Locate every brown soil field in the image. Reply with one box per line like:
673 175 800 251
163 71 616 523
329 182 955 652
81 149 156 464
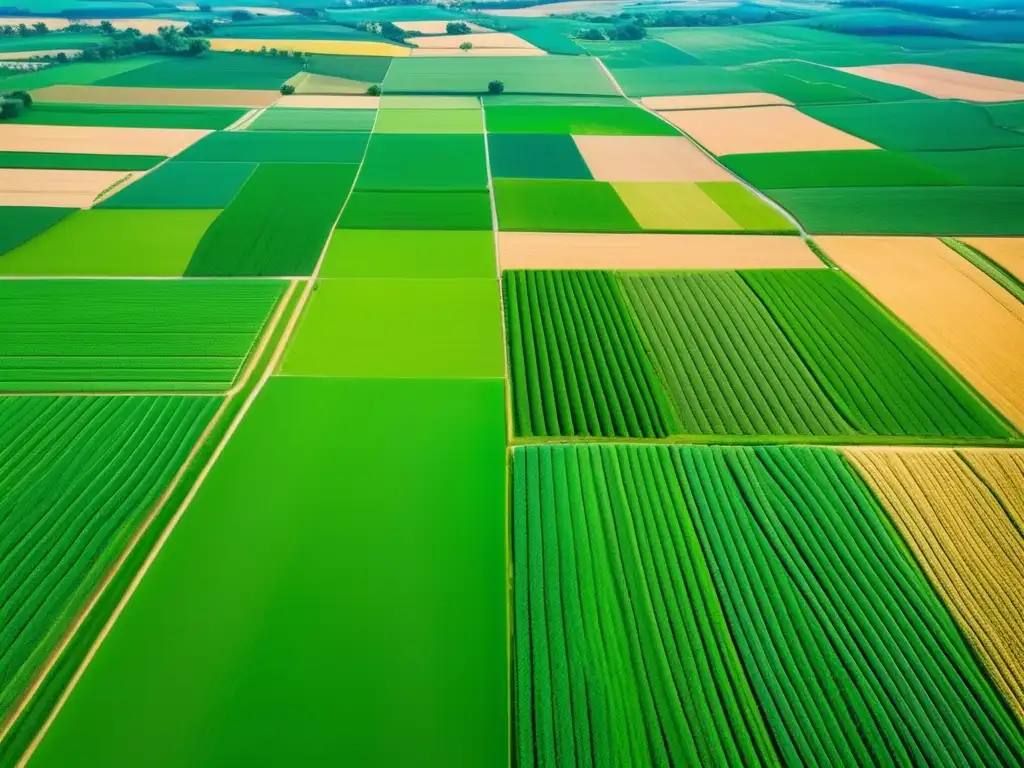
497 232 824 270
487 0 626 16
31 84 280 108
840 63 1024 103
963 238 1024 283
845 447 1024 723
0 168 138 208
0 49 82 60
642 92 792 110
394 20 488 33
819 235 1024 429
0 16 69 29
409 47 546 57
276 94 379 109
573 135 733 182
661 105 877 155
0 124 211 156
411 32 537 49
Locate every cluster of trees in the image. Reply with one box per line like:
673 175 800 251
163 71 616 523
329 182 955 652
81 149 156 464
75 23 210 61
446 21 471 34
572 6 804 33
0 90 32 120
0 22 50 37
576 23 644 41
352 19 409 43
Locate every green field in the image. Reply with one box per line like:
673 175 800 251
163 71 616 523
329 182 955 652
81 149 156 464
99 162 256 209
95 52 301 90
373 108 482 134
280 278 504 377
495 180 640 232
0 207 72 257
320 229 495 278
9 103 247 130
0 57 160 91
803 101 1024 151
723 150 962 189
909 148 1024 187
382 56 617 95
186 163 356 276
504 270 675 438
356 134 487 191
338 191 493 230
487 133 592 179
612 64 752 97
0 280 283 392
484 105 677 135
513 443 778 767
247 108 377 132
620 272 852 436
26 376 508 767
0 209 219 277
306 52 392 83
0 153 163 172
175 131 369 163
700 183 795 230
743 270 1011 437
0 395 217 720
770 186 1024 235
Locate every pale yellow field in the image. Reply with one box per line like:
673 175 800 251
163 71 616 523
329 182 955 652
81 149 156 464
643 92 792 110
411 32 536 50
573 135 733 182
276 93 379 109
819 235 1024 429
661 105 876 155
0 16 70 29
845 447 1024 722
394 20 488 33
284 72 369 96
31 84 279 108
209 38 409 57
0 48 81 60
0 16 185 32
840 63 1024 103
487 0 626 16
0 124 211 156
0 169 139 208
409 47 545 57
497 232 824 270
963 238 1024 283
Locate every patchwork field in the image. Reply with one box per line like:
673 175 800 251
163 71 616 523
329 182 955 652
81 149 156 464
0 280 282 391
4 11 1024 768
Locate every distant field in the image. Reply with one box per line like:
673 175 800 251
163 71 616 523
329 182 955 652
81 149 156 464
8 103 247 130
175 131 369 163
0 279 283 391
95 52 301 90
209 38 408 57
382 55 617 95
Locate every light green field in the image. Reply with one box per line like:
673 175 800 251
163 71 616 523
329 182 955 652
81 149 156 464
280 278 505 378
373 108 483 134
27 376 509 768
612 182 741 231
320 230 496 278
0 210 220 277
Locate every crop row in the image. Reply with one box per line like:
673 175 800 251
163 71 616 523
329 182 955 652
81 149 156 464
0 394 218 720
513 444 1024 766
503 269 1010 439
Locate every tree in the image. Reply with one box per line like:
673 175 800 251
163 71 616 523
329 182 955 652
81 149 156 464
6 90 32 108
0 99 22 119
99 20 115 35
366 84 382 96
488 79 504 94
186 38 210 55
446 21 470 34
198 3 212 11
33 22 48 35
16 23 29 37
231 10 254 21
280 83 296 95
459 41 472 51
55 51 68 63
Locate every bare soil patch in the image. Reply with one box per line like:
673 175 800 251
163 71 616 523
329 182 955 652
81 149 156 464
498 232 824 270
574 135 733 182
409 47 546 57
661 105 876 156
840 63 1024 103
0 168 140 207
411 32 537 49
276 94 379 109
0 124 210 156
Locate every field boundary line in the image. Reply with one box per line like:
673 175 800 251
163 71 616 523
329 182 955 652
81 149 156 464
592 57 812 244
15 114 382 765
479 96 515 768
226 107 264 131
0 280 297 754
